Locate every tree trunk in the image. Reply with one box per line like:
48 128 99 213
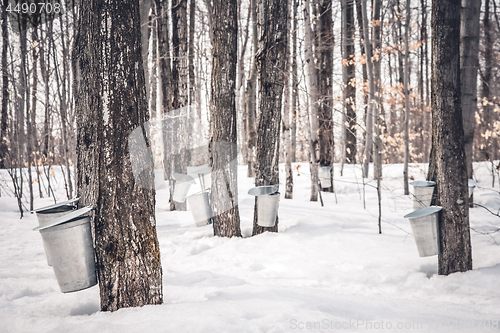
0 3 8 169
318 0 334 192
170 0 189 211
303 0 319 201
210 0 242 238
252 0 287 235
342 0 356 165
355 0 368 161
372 0 383 182
361 0 375 179
245 0 258 178
403 0 411 195
480 0 492 164
283 0 293 200
460 0 481 207
431 0 472 276
74 0 163 311
291 0 298 163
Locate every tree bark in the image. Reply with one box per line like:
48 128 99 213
303 0 319 201
460 0 481 206
403 0 411 195
0 3 8 169
252 0 287 235
74 0 163 311
431 0 472 275
361 0 375 179
244 0 258 177
342 0 356 165
317 0 334 192
210 0 242 238
283 0 293 200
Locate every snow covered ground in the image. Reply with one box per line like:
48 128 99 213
0 162 499 332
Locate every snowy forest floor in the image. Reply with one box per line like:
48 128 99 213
1 162 499 333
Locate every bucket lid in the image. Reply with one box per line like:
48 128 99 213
33 206 93 231
468 179 476 188
248 185 278 196
187 164 211 175
172 172 196 184
404 206 442 219
410 180 436 187
32 197 80 213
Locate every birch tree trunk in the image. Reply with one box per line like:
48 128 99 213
245 0 258 177
303 0 319 201
210 0 241 238
252 0 287 235
431 0 472 276
74 0 163 311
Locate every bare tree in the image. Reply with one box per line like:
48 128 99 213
303 0 320 201
431 0 472 276
342 0 356 165
252 0 287 234
74 0 163 311
210 0 242 238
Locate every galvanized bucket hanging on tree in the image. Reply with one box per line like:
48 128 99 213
404 206 442 257
410 181 436 210
34 198 80 266
172 173 196 203
249 185 280 227
318 166 332 188
33 207 97 293
187 191 213 227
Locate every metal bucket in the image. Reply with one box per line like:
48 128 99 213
154 169 166 190
410 181 436 210
187 164 212 192
319 166 332 188
187 192 212 227
257 192 280 227
248 186 280 227
172 173 196 203
34 207 97 293
404 206 442 257
35 201 78 266
468 179 475 198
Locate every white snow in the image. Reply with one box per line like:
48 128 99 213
1 162 499 332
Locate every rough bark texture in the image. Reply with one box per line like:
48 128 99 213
210 0 242 238
460 0 480 185
431 0 473 275
317 0 334 192
74 0 163 311
343 0 356 165
252 0 287 235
